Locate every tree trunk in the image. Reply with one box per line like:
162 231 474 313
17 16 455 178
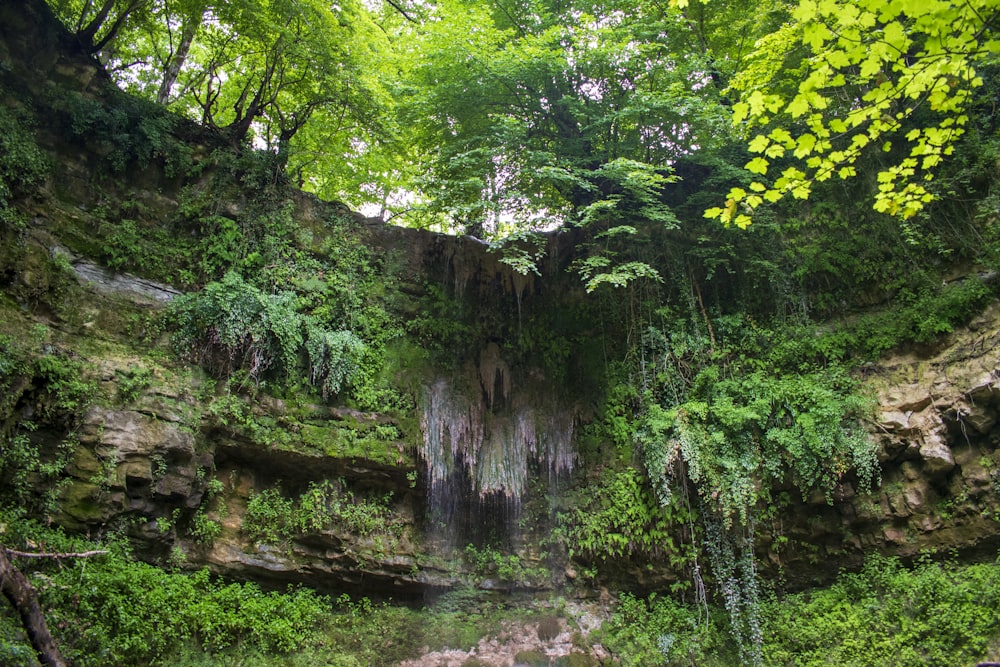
0 549 67 667
156 14 199 105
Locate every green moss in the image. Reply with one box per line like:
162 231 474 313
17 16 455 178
553 655 599 667
57 481 109 523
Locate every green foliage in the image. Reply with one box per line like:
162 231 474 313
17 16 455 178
58 89 190 175
4 507 997 666
0 509 329 666
702 519 763 666
557 467 693 562
243 480 398 546
710 0 1000 226
243 487 297 545
597 591 734 666
305 326 366 400
115 366 153 404
772 277 996 364
160 193 401 410
634 310 884 527
762 554 1000 666
461 544 547 584
169 271 364 396
388 0 735 244
0 93 50 227
598 553 1000 666
512 650 549 667
189 475 226 545
0 330 96 508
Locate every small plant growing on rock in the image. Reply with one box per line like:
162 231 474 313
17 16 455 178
116 366 153 403
460 658 489 667
513 650 549 667
537 615 562 641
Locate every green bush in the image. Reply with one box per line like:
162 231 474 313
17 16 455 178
60 89 189 175
243 488 298 544
169 272 363 397
243 481 398 546
763 554 1000 666
597 592 733 667
0 510 328 666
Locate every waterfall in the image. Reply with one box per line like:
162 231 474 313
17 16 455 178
419 365 576 546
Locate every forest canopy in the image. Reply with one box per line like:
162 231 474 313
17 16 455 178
47 0 998 241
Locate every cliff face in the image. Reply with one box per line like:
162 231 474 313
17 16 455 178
757 304 1000 587
1 0 998 601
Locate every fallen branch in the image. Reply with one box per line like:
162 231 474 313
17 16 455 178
3 548 108 559
0 548 67 667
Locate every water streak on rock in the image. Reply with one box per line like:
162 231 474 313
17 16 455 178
421 380 575 499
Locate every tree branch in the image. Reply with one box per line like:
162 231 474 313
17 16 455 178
3 548 109 559
0 548 67 667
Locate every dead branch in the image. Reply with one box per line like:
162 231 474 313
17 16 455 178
3 548 109 559
0 548 67 667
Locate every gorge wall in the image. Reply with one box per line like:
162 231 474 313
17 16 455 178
0 0 998 604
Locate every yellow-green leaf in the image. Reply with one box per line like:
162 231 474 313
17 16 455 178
748 134 770 153
746 157 769 174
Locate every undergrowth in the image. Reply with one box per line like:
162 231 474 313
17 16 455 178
4 507 996 667
597 553 1000 667
0 510 527 667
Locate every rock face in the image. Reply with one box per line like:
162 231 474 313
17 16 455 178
755 303 1000 587
2 0 999 603
37 244 1000 595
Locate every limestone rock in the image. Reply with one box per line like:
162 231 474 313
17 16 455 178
918 430 955 476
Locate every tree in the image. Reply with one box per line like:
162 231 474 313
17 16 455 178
50 0 152 55
703 0 1000 227
379 0 785 285
49 0 389 156
0 547 66 667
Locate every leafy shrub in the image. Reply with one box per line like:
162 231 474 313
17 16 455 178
116 366 153 403
0 510 328 666
596 592 734 666
243 481 397 545
243 488 298 544
462 544 544 583
763 554 1000 666
169 272 363 398
60 89 190 175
